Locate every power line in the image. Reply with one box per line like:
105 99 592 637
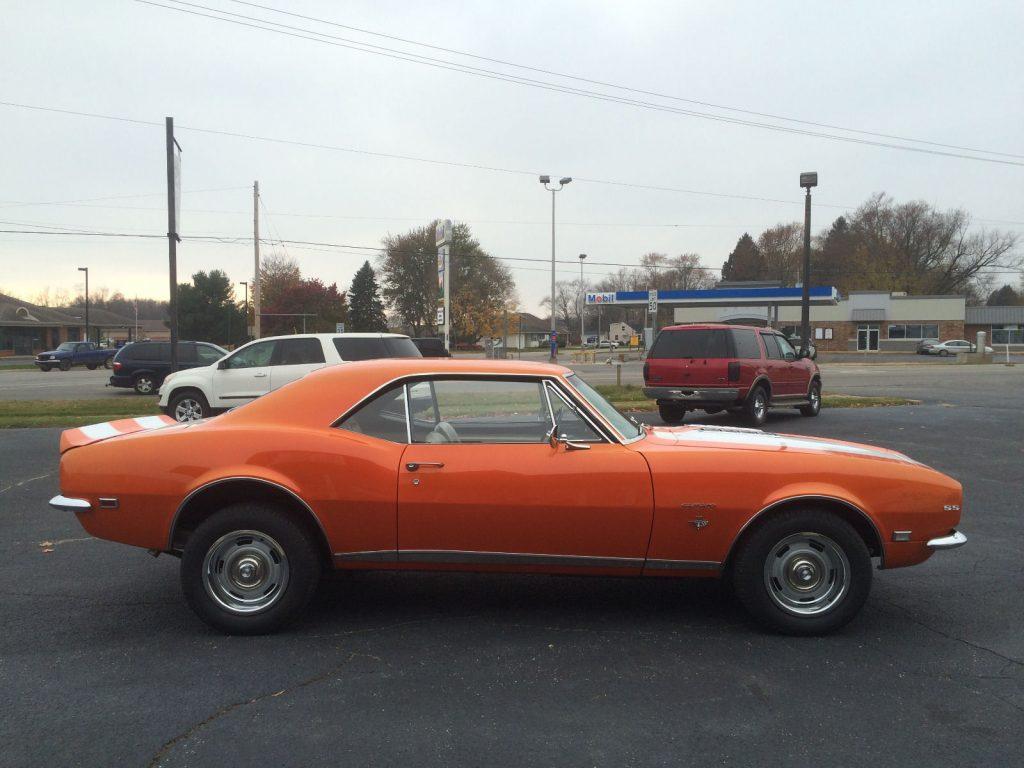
0 185 249 210
224 0 1023 161
137 0 1024 167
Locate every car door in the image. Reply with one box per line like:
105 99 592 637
758 332 787 395
212 339 276 407
270 337 327 391
773 334 805 395
396 376 654 569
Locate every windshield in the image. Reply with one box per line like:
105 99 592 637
56 342 77 351
565 373 643 440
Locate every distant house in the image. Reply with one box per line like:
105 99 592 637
0 293 136 355
483 312 569 349
605 321 636 344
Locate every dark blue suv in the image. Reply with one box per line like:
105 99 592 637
110 340 227 394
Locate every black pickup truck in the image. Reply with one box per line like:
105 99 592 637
35 342 116 372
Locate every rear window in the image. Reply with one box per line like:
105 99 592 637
120 342 169 362
333 337 422 361
275 337 326 365
648 329 731 359
730 329 761 359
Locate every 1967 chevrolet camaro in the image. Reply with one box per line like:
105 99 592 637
50 358 966 635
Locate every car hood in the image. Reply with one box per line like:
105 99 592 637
37 349 64 356
641 424 921 465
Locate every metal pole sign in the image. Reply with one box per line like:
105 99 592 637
648 289 658 314
435 219 452 351
165 117 182 373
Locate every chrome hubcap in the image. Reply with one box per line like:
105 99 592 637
174 398 204 422
203 530 289 615
764 532 849 616
754 394 767 418
137 378 153 393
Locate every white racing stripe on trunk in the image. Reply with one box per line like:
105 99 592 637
670 428 914 462
79 422 120 440
134 416 168 429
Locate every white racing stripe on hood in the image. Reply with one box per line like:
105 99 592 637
661 427 916 463
79 422 120 440
134 416 169 429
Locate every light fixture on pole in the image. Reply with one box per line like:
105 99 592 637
578 253 587 346
540 175 572 361
77 267 89 342
799 171 818 356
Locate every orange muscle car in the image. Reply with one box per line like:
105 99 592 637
50 359 966 635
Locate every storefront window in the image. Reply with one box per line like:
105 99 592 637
992 325 1023 344
888 323 939 339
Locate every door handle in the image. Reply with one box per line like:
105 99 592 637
254 373 268 378
406 462 444 471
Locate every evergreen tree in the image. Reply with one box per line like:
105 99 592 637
721 233 764 282
348 261 389 332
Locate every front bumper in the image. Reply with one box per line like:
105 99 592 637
643 386 740 404
926 530 967 550
49 495 91 512
34 358 60 367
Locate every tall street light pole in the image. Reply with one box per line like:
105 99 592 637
799 172 818 356
578 253 587 346
539 175 572 361
77 266 89 342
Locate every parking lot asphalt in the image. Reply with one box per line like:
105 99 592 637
2 397 1022 766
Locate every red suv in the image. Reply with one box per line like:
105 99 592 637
643 324 821 426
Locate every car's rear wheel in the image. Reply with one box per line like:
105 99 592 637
800 380 822 417
103 357 113 369
181 503 321 634
86 363 97 370
170 390 210 422
658 404 686 424
59 359 71 371
133 374 156 395
743 385 769 427
940 349 950 357
732 509 872 635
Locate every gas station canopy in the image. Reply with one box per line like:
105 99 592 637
586 286 838 307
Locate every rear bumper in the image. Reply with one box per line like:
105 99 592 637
108 374 134 388
926 530 967 550
643 386 740 405
49 495 91 512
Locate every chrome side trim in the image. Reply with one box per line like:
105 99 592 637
892 530 912 542
926 530 967 550
398 550 644 568
49 495 91 512
643 559 721 571
334 550 398 562
167 476 329 551
728 494 885 567
98 497 119 510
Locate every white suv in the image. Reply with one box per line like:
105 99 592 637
158 333 420 422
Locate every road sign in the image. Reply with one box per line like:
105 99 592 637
335 322 345 333
436 307 445 325
648 289 658 313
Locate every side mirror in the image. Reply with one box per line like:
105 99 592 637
547 424 591 451
784 352 796 362
217 360 228 370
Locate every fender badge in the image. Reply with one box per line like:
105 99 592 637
690 516 710 530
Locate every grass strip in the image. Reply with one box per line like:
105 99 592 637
0 399 161 428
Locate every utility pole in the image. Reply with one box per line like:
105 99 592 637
240 281 249 341
165 117 181 371
578 253 587 346
253 181 261 339
799 172 818 355
77 266 89 342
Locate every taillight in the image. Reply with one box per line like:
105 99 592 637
113 361 122 372
727 361 740 382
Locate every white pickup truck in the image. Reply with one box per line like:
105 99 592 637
157 333 420 422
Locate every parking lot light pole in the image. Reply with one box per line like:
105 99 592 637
578 253 587 346
799 171 818 356
77 266 89 342
540 175 572 361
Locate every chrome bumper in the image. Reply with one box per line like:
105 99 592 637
49 495 91 512
926 530 967 550
643 386 740 403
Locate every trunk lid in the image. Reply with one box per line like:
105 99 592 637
644 328 735 387
59 414 179 453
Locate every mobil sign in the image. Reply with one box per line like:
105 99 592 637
586 292 616 305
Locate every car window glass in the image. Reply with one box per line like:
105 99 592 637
225 340 276 369
730 329 761 359
648 329 730 358
337 385 408 443
178 343 197 364
333 337 421 361
761 334 782 360
409 379 551 444
197 344 225 364
546 384 602 442
275 338 326 365
775 336 797 358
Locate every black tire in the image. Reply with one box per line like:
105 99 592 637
133 373 156 395
86 364 97 370
799 380 822 417
658 404 686 424
39 365 52 372
59 359 71 371
939 349 950 357
104 357 113 369
169 389 211 422
732 508 872 635
181 503 322 635
743 385 769 427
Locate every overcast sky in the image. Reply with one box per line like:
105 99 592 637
2 0 1021 314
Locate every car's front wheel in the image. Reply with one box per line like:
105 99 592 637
181 503 322 634
732 509 872 635
169 390 211 422
800 380 822 417
39 365 52 372
658 404 686 424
